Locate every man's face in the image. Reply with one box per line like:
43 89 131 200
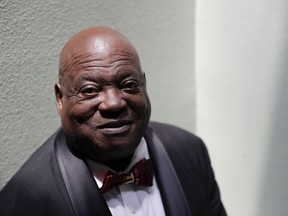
56 37 151 163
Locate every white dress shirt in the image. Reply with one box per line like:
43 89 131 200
87 138 166 216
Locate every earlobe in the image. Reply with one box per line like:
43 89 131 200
55 83 63 115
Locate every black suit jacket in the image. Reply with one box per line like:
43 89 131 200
0 122 226 216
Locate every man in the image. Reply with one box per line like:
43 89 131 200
0 27 226 216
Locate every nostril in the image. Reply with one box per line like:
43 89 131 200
98 98 127 112
100 108 126 119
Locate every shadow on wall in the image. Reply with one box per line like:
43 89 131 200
258 25 288 215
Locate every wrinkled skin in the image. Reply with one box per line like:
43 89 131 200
55 27 151 170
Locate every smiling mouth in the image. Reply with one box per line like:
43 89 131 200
97 120 133 134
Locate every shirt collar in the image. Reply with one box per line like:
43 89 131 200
86 137 150 188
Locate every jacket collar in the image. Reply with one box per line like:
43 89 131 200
55 129 112 216
144 126 192 216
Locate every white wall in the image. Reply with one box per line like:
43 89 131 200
195 1 288 215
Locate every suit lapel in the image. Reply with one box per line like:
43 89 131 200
54 127 193 216
55 130 111 216
145 127 192 216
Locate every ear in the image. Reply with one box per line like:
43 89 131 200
141 71 147 87
55 83 63 116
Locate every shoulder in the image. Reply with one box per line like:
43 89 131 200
10 129 60 180
149 121 198 136
148 121 204 148
149 122 207 157
0 130 59 190
0 129 70 214
148 122 227 215
147 121 210 168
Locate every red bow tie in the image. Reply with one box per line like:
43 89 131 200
101 158 154 193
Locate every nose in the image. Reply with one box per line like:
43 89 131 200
98 88 127 113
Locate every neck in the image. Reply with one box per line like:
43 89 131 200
103 155 133 172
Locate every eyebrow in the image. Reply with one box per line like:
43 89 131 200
80 74 97 81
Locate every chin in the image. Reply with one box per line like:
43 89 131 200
90 139 140 162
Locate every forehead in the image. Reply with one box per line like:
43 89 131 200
60 35 141 78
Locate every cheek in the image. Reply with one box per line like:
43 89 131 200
128 94 151 119
62 101 98 125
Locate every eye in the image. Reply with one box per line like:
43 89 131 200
122 80 141 92
78 85 100 97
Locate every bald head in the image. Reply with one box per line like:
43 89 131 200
55 27 150 166
58 27 141 83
